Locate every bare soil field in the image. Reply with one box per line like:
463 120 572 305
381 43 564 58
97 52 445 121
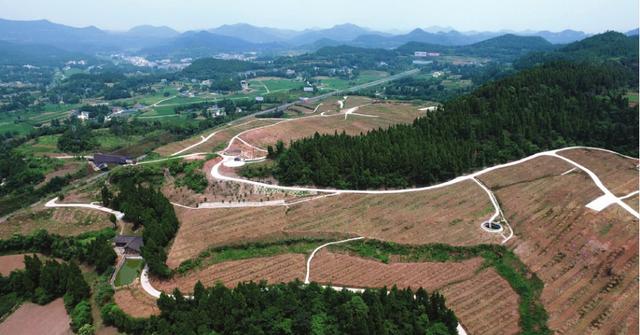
167 206 288 268
239 103 424 148
284 179 503 246
0 254 27 275
0 298 72 335
153 119 278 156
310 250 483 290
40 161 84 185
440 268 520 335
167 179 503 268
113 282 160 317
623 193 639 212
558 148 639 196
153 254 306 293
478 155 573 190
343 96 374 109
479 154 639 334
1 207 113 239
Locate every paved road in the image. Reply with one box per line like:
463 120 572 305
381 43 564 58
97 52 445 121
44 197 124 220
211 146 640 220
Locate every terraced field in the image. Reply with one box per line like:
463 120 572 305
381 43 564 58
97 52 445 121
153 254 306 293
479 151 639 335
166 178 502 268
239 102 424 148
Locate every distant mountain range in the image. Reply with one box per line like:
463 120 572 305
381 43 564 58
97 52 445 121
0 18 635 60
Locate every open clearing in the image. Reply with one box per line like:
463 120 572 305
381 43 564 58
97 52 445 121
166 179 502 268
0 207 113 239
0 298 72 335
557 148 639 196
239 102 424 148
153 254 306 293
478 151 639 335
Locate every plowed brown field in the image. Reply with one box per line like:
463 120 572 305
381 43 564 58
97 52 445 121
153 254 306 293
167 179 502 268
239 103 424 148
114 282 160 318
284 179 502 246
167 206 288 268
479 152 639 335
558 148 639 196
0 298 72 335
310 250 483 290
1 207 113 239
440 268 520 335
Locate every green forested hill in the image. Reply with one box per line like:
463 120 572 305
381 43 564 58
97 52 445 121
271 61 638 189
516 31 639 70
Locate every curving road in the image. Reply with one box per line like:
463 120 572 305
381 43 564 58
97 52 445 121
211 146 640 220
45 197 124 220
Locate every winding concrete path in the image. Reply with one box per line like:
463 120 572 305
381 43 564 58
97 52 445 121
211 146 640 220
45 197 124 220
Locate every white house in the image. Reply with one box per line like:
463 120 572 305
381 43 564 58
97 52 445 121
303 86 314 92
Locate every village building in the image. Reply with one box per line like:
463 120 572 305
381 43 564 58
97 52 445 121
114 235 143 255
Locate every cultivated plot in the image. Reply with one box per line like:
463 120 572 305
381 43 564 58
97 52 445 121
479 152 639 334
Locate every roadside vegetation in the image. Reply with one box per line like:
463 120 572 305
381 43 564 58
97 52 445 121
176 239 325 274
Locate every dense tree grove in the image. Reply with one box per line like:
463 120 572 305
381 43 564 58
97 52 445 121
273 62 638 189
107 176 179 278
0 229 116 265
101 280 458 335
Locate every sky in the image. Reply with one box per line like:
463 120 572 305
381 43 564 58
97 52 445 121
0 0 637 33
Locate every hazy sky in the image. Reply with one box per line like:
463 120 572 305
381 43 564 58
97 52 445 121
0 0 637 33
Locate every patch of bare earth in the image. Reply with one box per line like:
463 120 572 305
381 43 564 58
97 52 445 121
479 153 639 335
440 268 520 335
0 254 27 275
284 179 503 246
167 178 503 268
558 148 639 196
1 207 113 239
310 250 483 290
152 254 306 293
167 206 288 268
623 193 639 212
113 281 160 318
0 298 72 335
